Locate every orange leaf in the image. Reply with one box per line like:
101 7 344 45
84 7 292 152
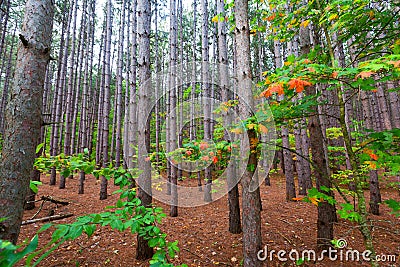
292 197 304 201
269 82 284 96
356 71 374 79
212 156 218 164
258 124 269 134
332 71 338 78
288 78 312 93
369 153 378 161
266 13 276 21
200 142 209 150
388 60 400 68
303 59 311 64
368 161 377 170
309 197 320 206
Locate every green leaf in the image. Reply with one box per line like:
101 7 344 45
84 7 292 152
83 224 96 237
36 143 44 154
384 199 400 217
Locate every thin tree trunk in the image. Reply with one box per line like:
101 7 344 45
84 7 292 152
217 0 241 234
100 0 113 200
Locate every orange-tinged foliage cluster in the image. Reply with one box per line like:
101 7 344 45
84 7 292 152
260 78 312 98
260 82 284 98
288 78 312 93
355 71 374 79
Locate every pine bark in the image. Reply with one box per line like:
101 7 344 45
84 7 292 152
135 0 153 260
0 0 54 243
299 23 336 251
218 0 241 234
100 0 113 200
235 0 262 265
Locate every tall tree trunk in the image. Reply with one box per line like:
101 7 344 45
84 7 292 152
202 0 212 202
299 22 336 251
50 0 72 186
235 0 262 265
169 0 178 217
115 0 127 168
0 0 54 243
100 0 113 200
217 0 241 234
135 0 153 260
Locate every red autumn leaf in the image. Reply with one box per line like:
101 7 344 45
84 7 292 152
199 142 209 150
212 156 218 164
369 153 378 161
186 150 192 156
288 78 312 93
266 13 276 21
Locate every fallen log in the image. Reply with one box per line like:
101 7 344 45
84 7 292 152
21 213 74 225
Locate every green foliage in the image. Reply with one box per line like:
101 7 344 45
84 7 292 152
0 150 186 267
0 235 39 267
337 203 361 222
29 181 42 194
384 199 400 217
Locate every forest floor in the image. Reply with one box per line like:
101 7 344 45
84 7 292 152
18 173 400 267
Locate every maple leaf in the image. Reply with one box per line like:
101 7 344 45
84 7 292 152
258 124 269 134
288 78 312 93
250 137 259 148
309 197 320 206
247 123 256 130
212 156 218 164
266 13 276 21
231 128 244 134
300 20 310 28
332 71 338 78
199 142 209 150
369 153 378 161
366 161 377 170
211 15 219 23
268 82 284 96
355 71 374 79
388 60 400 68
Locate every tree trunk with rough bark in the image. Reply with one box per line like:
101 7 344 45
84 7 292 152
135 0 153 260
0 0 54 243
235 0 262 265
